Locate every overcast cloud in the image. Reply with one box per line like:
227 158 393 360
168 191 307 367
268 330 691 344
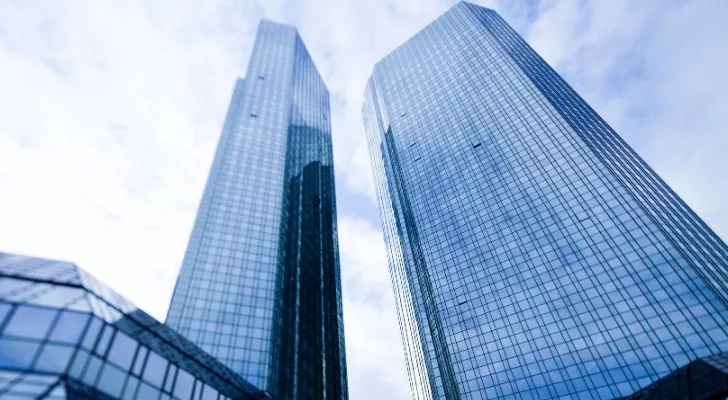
1 0 727 398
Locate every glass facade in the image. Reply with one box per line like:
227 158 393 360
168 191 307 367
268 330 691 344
165 20 347 399
362 3 728 399
0 252 267 400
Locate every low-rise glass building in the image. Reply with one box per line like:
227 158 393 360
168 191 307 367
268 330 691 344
0 252 270 400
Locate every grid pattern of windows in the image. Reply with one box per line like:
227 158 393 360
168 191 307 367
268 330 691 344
362 3 728 399
166 20 347 399
0 252 265 400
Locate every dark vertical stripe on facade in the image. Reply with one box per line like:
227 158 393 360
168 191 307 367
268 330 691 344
274 125 347 399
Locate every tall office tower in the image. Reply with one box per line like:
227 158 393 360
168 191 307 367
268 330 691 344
362 2 728 399
166 20 347 399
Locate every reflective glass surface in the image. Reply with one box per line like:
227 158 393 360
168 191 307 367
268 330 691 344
165 20 347 399
363 3 728 399
0 252 266 399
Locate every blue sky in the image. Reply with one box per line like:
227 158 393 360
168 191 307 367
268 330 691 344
1 0 727 398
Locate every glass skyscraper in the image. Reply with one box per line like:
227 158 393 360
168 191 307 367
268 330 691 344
166 20 347 399
362 2 728 399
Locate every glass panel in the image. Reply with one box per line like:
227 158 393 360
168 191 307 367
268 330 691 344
49 310 90 344
97 363 127 398
34 343 75 373
28 285 87 310
81 317 102 350
2 305 57 339
47 383 67 399
5 378 51 395
201 384 218 400
67 350 89 379
107 330 137 369
143 350 168 388
0 338 40 369
0 302 12 327
164 364 177 393
122 375 140 400
173 368 194 400
192 380 202 399
81 355 103 387
137 381 161 399
95 325 113 356
132 346 148 376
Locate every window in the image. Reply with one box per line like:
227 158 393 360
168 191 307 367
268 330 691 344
68 350 90 379
132 346 148 376
0 338 40 369
164 364 177 393
49 310 90 344
81 317 103 350
95 326 113 356
82 355 103 387
200 384 219 400
35 343 75 373
137 382 160 399
123 376 140 400
143 351 168 388
107 331 137 369
0 302 11 326
3 305 57 340
97 363 127 398
173 369 194 400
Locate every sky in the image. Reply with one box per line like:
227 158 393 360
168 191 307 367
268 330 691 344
1 0 727 398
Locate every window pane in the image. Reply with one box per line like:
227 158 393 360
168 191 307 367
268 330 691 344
192 380 202 399
34 343 75 373
143 350 168 388
0 302 12 326
0 338 40 369
81 317 103 350
82 355 103 387
49 310 90 344
173 368 194 400
201 384 218 400
122 375 140 400
68 350 89 379
5 378 50 395
132 346 148 376
3 305 57 339
95 325 113 356
137 382 160 399
164 364 177 393
97 363 127 398
107 331 137 370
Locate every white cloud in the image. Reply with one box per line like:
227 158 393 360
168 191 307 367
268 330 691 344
0 0 256 319
520 0 728 238
1 1 727 399
338 217 409 399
